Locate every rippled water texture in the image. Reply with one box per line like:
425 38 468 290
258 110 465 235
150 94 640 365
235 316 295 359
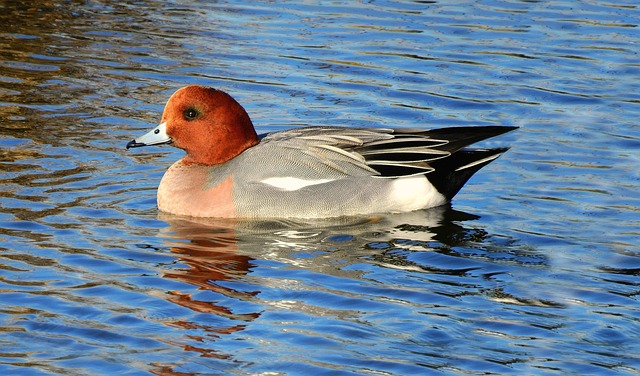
1 1 639 375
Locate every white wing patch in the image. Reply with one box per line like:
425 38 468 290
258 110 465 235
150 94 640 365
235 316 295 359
261 177 335 191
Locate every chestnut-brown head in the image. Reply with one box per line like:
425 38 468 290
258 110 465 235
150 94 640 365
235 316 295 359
127 85 259 165
163 86 259 165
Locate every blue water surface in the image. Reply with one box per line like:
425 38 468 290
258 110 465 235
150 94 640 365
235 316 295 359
1 1 639 375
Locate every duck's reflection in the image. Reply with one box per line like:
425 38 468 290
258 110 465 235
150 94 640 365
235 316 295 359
159 217 260 328
155 206 483 309
151 206 493 373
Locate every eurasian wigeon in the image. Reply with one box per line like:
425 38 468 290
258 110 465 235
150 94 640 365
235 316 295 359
127 85 516 218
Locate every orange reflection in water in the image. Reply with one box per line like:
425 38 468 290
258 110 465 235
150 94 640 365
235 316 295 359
153 218 261 371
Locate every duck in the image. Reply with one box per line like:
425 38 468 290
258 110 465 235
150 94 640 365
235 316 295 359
126 85 516 218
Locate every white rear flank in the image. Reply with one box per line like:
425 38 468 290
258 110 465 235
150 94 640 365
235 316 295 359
387 175 446 212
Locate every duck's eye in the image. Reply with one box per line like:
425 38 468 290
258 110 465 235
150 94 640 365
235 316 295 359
183 107 199 121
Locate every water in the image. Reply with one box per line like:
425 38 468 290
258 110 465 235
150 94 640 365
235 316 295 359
1 0 639 375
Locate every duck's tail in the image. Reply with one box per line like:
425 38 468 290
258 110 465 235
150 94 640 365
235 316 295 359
358 125 517 200
426 147 510 201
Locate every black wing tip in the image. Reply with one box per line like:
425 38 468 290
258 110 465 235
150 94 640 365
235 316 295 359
426 125 519 137
489 125 519 135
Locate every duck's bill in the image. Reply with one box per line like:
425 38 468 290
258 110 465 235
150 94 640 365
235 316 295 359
126 122 172 149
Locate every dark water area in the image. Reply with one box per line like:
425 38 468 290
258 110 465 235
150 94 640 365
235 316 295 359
1 1 639 375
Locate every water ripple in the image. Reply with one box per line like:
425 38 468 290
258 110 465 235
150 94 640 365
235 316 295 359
1 0 639 375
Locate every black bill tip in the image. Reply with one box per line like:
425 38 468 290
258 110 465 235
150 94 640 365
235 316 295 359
126 139 145 149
